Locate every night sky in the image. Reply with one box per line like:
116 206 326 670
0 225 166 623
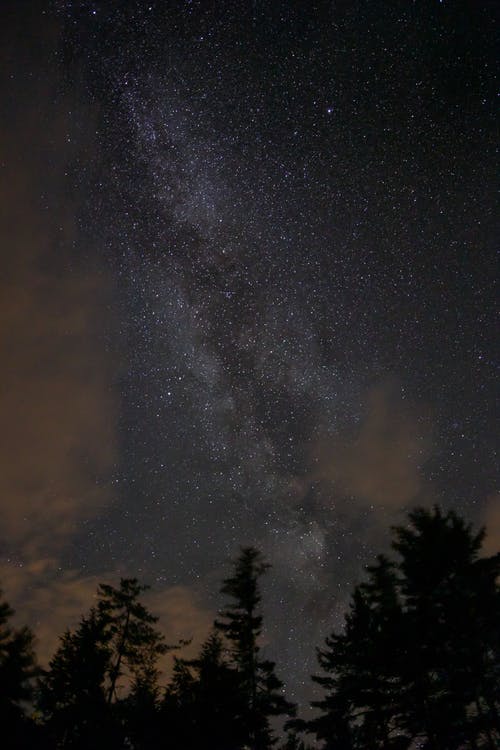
1 0 498 713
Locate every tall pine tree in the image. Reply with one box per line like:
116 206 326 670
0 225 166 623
308 507 499 749
215 547 295 749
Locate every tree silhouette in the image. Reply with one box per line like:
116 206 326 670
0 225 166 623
215 546 296 749
306 563 409 750
279 729 314 750
308 507 500 749
161 549 295 749
162 630 246 749
39 577 170 749
161 653 198 747
2 509 497 748
38 607 116 749
0 587 38 748
392 507 499 748
119 674 162 750
97 578 169 704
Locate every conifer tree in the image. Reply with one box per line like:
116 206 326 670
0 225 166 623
97 578 169 704
38 607 115 749
39 577 170 749
0 588 38 747
309 507 499 749
162 630 245 749
162 654 198 748
215 546 295 749
392 507 499 748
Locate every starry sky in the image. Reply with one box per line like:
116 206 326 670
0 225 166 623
0 0 498 713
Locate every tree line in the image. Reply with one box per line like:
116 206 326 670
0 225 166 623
1 506 499 749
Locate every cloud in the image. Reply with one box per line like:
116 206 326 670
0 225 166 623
1 559 213 681
313 381 431 512
0 562 101 664
146 585 214 673
0 270 117 557
0 20 117 561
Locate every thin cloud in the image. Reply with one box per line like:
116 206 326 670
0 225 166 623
313 382 431 512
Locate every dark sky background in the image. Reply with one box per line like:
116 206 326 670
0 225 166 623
0 0 498 714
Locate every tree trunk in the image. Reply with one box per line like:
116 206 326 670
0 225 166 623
107 607 131 704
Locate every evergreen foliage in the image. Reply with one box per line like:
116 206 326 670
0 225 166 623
37 607 113 748
0 589 38 748
162 630 246 749
215 546 296 748
0 508 497 749
37 578 169 749
308 506 500 749
97 578 169 704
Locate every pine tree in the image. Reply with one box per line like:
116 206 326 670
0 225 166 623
392 507 500 748
161 655 198 748
309 507 499 749
162 630 246 749
187 631 245 749
38 607 115 749
215 546 295 749
0 587 38 747
97 578 169 705
39 577 170 749
309 570 409 750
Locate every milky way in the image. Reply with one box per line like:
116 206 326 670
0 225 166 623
1 0 497 713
